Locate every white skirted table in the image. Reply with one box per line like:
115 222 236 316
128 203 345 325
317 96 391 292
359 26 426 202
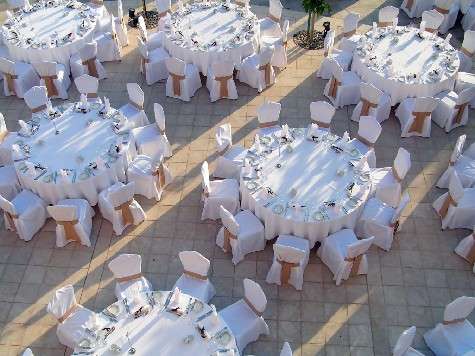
352 26 460 105
10 101 136 205
1 0 100 65
73 290 239 355
163 1 259 75
240 128 372 248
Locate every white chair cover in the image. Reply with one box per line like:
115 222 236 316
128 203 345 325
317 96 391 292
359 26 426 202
338 12 361 53
437 135 475 189
462 4 475 30
115 0 129 47
259 0 283 39
456 72 475 108
402 0 435 18
214 123 247 180
351 82 391 123
459 30 475 72
434 0 459 34
280 342 292 356
422 9 445 33
21 349 34 356
0 165 20 201
323 58 361 108
349 116 381 168
108 253 152 300
117 83 150 129
137 37 169 85
33 61 70 99
309 101 335 130
317 30 353 80
261 19 289 69
70 42 108 79
395 96 439 137
165 57 201 101
138 15 164 50
206 60 238 102
238 46 276 93
455 227 475 267
393 326 425 356
0 57 39 98
74 74 100 100
7 0 30 10
378 6 399 26
95 15 122 62
433 87 475 132
23 86 48 114
461 0 475 14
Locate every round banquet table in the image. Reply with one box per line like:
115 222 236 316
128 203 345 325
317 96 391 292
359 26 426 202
11 101 136 205
163 2 259 75
1 0 100 66
351 26 460 105
73 290 239 356
240 127 372 248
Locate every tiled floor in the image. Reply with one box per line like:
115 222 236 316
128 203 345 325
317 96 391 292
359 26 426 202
0 0 474 355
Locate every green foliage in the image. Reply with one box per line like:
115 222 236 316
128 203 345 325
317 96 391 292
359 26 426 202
302 0 331 16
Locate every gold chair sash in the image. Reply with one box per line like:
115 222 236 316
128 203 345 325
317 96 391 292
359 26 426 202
344 29 356 38
259 120 279 128
258 63 272 86
5 212 18 233
57 219 81 243
392 165 403 182
438 193 457 219
184 270 208 280
425 27 438 33
158 9 170 18
82 57 99 78
360 98 378 117
244 296 263 316
116 272 143 283
4 72 18 96
405 0 414 11
409 111 431 134
57 303 78 323
328 76 341 99
344 254 363 277
141 56 150 81
311 119 330 128
435 6 449 14
377 21 392 27
90 0 103 5
223 227 237 253
170 72 186 96
130 100 143 111
461 47 474 57
215 75 232 98
114 199 134 226
268 14 280 23
443 317 465 325
31 104 47 113
152 164 166 190
389 220 399 234
453 103 468 125
277 259 299 285
87 92 98 99
0 130 9 144
42 75 58 97
356 134 374 148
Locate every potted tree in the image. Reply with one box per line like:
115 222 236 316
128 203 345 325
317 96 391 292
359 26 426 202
295 0 331 49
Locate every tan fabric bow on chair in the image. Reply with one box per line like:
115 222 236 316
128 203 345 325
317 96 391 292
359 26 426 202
311 118 330 128
377 21 392 27
57 219 81 243
184 269 207 280
141 56 150 81
277 259 299 285
453 103 468 125
170 72 185 96
328 76 341 99
152 164 166 190
344 29 356 37
4 72 17 96
357 134 374 148
244 296 263 316
57 303 79 323
461 47 474 58
114 200 134 225
405 0 414 11
4 211 18 234
360 98 378 117
82 57 99 78
259 63 272 86
42 74 59 97
435 6 449 14
408 111 431 134
438 193 457 219
116 272 143 283
344 254 363 277
223 227 237 253
215 75 232 98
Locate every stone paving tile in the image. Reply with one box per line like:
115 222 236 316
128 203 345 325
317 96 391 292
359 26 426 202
0 0 474 355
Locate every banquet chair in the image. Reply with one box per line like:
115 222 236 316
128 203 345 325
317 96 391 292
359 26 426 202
126 154 172 201
317 30 352 80
422 9 445 33
323 58 361 108
395 96 439 138
206 60 238 102
95 15 122 62
433 171 475 230
0 165 19 201
0 37 9 61
47 199 94 248
6 0 30 11
119 83 150 128
458 30 475 72
424 296 475 355
434 0 459 34
131 103 172 160
351 82 391 123
309 101 335 130
461 0 475 14
21 349 33 356
115 0 129 47
378 6 399 27
165 57 201 102
23 86 48 115
0 189 46 242
32 61 70 99
280 342 292 356
238 46 276 93
348 116 382 168
317 229 375 285
219 278 270 351
98 182 146 235
338 12 361 53
257 100 281 135
214 123 247 180
433 87 475 132
437 135 475 189
70 42 108 79
393 326 425 356
108 253 152 300
455 227 475 268
266 235 310 290
217 206 265 265
260 19 290 70
74 74 101 102
259 0 284 39
155 0 171 30
173 250 216 303
462 3 475 30
137 37 169 86
356 192 410 251
138 15 164 51
455 72 475 107
402 0 434 18
0 57 39 98
0 113 17 166
47 285 97 350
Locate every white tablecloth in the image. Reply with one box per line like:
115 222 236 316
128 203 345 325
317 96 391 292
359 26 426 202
163 2 259 75
73 291 239 356
12 102 136 205
240 128 372 248
2 1 100 65
352 26 460 105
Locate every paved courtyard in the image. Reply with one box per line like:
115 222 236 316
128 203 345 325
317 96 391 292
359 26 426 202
0 0 474 355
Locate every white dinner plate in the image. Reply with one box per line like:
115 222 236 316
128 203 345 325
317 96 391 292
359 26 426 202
312 211 324 221
272 204 284 214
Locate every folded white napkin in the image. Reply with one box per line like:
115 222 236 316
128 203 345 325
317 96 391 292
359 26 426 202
167 287 182 310
419 21 426 32
281 124 289 138
80 93 88 109
355 155 367 170
254 134 262 154
58 169 69 183
18 120 30 136
104 97 111 113
445 33 452 43
241 165 255 179
197 304 220 334
306 123 319 140
24 161 36 176
11 144 23 160
342 131 349 142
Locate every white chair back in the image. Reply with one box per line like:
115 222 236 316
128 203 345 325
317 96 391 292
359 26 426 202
24 86 48 110
378 6 399 24
154 103 166 131
22 348 34 356
310 101 335 125
211 60 234 78
0 57 15 75
269 0 283 21
347 236 374 259
280 342 292 356
243 278 267 314
393 147 411 181
443 296 475 323
357 116 382 145
450 135 466 164
391 192 411 225
360 82 383 104
108 182 135 208
282 19 290 42
449 171 465 203
137 16 148 41
257 101 281 126
47 205 78 222
422 9 444 31
328 58 344 82
155 0 171 13
108 253 142 279
219 205 239 236
46 285 77 320
457 86 475 105
273 243 305 264
201 161 211 195
462 30 475 52
343 12 359 33
166 57 186 76
127 83 144 108
413 97 439 113
259 46 275 66
137 37 149 59
323 30 335 54
393 326 417 356
0 193 16 216
216 123 232 152
0 113 6 136
117 0 124 19
79 42 98 62
33 61 57 77
74 74 99 96
178 250 210 277
435 0 455 10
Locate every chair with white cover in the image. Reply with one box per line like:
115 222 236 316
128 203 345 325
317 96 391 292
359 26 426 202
0 57 39 98
309 101 335 131
393 326 425 356
455 72 475 107
348 116 382 168
206 60 238 102
98 182 146 235
351 82 391 123
214 123 247 180
280 342 292 356
217 206 265 265
437 135 475 189
421 9 445 33
266 235 310 290
433 171 475 229
455 227 475 269
127 154 172 201
74 74 101 102
173 251 216 303
461 0 475 14
0 113 17 166
458 30 475 72
356 192 410 251
70 42 107 79
7 0 30 11
395 96 439 137
131 103 172 160
323 58 361 108
108 253 152 300
21 349 33 356
338 12 361 53
424 296 475 355
434 0 459 34
47 285 97 349
47 199 95 248
462 4 475 30
0 190 46 242
317 229 375 285
201 161 240 220
370 147 411 208
257 101 281 134
33 61 70 99
402 0 434 18
119 83 150 129
260 19 290 70
259 0 284 39
165 57 201 101
138 15 163 50
23 86 48 115
0 164 19 201
317 30 352 80
433 87 475 133
155 0 171 30
238 46 276 93
378 6 399 27
219 278 269 351
95 15 122 62
137 37 169 86
115 0 129 47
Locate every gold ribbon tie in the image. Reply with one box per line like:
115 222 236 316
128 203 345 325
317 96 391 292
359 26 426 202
259 120 279 128
406 0 414 11
329 76 341 99
57 219 81 243
438 193 457 219
114 199 134 225
409 111 431 134
344 29 356 38
357 134 374 148
31 104 47 113
453 103 468 125
258 63 272 86
461 47 474 57
378 21 392 27
277 259 299 285
57 303 79 323
4 72 18 96
170 72 185 96
244 296 263 316
116 272 143 283
223 227 237 253
152 164 166 190
344 254 363 277
435 6 449 14
184 270 208 280
215 75 232 98
82 57 99 78
42 75 58 97
360 98 378 117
